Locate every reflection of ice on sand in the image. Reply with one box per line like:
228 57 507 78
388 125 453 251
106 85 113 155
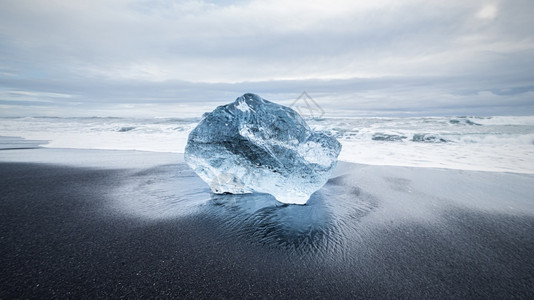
113 162 376 257
112 159 534 263
205 175 376 257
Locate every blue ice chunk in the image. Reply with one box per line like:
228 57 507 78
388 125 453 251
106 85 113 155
185 93 341 204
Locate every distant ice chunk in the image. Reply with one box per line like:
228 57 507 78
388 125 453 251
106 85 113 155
185 93 342 204
412 133 449 143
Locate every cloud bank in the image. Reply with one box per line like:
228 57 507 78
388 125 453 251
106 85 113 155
1 0 533 117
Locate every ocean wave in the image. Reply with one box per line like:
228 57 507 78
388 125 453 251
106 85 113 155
472 116 534 126
3 116 533 145
1 115 533 173
447 133 534 145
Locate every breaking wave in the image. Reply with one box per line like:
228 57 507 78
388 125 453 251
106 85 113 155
1 115 533 173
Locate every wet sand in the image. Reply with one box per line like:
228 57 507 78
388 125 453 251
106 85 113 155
1 149 533 298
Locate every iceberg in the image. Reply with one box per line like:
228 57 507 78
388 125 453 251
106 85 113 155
184 93 342 204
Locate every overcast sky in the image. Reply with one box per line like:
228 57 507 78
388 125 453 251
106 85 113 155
1 0 533 117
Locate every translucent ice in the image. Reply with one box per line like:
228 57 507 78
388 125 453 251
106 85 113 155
184 93 341 205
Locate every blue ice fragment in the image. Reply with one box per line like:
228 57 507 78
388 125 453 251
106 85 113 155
185 93 341 204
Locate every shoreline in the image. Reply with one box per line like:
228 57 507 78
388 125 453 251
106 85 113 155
1 148 533 298
1 146 533 176
2 114 533 175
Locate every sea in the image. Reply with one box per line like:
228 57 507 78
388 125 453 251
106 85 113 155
1 115 533 174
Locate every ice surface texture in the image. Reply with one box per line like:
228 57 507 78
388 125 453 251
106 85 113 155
185 93 342 204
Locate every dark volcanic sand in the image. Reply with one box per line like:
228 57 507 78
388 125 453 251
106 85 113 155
1 160 534 299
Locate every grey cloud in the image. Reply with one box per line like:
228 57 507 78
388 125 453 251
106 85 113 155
0 0 533 117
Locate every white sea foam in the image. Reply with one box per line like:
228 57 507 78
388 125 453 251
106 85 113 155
1 115 533 174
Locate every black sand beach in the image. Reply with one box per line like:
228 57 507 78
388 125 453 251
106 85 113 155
1 149 534 298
